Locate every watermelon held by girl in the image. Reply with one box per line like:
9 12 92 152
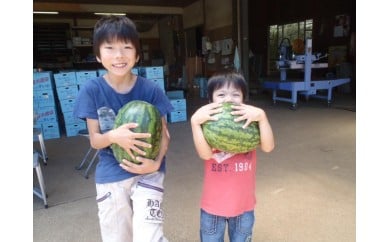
202 102 260 154
111 100 162 164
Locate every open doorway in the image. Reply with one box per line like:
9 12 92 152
183 25 204 92
184 25 203 57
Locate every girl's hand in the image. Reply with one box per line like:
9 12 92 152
191 102 223 125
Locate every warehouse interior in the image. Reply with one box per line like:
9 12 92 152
31 0 358 241
33 0 356 96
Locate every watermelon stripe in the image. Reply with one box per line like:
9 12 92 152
202 102 260 153
111 100 162 164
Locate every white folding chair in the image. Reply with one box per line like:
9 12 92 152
33 127 48 165
75 129 99 179
33 150 48 208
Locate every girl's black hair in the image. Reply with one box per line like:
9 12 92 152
93 16 141 59
207 70 248 102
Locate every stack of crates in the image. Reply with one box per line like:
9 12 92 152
97 68 139 77
166 90 187 123
54 71 85 137
33 71 61 140
97 69 107 77
139 66 187 123
76 70 97 89
139 66 165 91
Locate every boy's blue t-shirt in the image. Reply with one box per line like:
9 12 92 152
73 75 174 184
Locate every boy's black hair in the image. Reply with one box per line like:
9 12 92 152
93 15 141 59
207 70 248 102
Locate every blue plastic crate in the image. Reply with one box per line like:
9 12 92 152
65 122 87 137
139 66 163 79
166 90 184 99
41 121 61 140
63 111 85 125
169 99 186 111
33 71 53 91
152 78 165 91
56 85 79 100
54 72 77 87
59 98 76 113
167 110 187 123
35 106 58 124
76 71 97 86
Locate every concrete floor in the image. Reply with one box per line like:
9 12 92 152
33 90 356 242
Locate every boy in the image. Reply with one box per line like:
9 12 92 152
191 71 275 241
73 16 173 242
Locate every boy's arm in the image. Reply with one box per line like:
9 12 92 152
231 104 275 153
190 103 223 160
152 117 170 165
87 118 151 157
120 117 170 174
257 110 275 153
191 120 213 160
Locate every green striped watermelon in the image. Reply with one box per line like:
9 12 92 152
202 102 260 153
111 100 162 164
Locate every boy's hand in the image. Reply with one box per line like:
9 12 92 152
109 123 152 161
191 102 223 125
231 103 265 129
119 156 159 174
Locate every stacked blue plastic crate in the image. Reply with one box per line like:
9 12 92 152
33 71 61 140
166 90 187 123
139 66 184 122
138 66 165 92
76 70 98 90
97 67 139 78
139 66 187 123
54 71 86 137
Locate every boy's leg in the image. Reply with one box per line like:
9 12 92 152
96 178 137 242
227 210 254 242
131 171 168 242
200 209 226 242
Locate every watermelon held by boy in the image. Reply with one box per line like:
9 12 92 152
111 100 162 164
202 102 260 154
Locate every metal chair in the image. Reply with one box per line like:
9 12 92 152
33 127 48 165
75 129 99 179
33 151 48 208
